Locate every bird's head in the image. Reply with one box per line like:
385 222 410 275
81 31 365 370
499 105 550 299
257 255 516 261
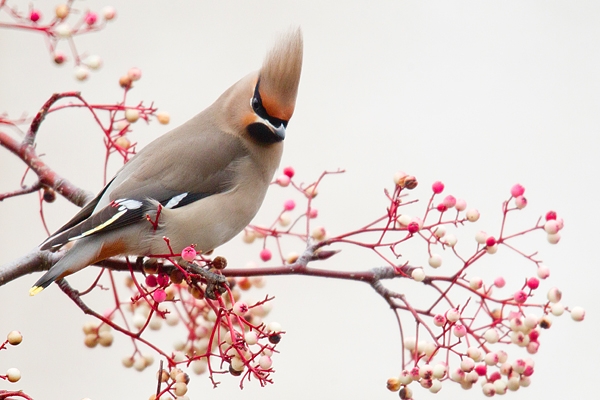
220 28 303 145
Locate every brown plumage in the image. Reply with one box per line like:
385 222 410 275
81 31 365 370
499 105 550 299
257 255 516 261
30 29 303 295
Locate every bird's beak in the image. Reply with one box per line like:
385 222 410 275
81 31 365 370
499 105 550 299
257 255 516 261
271 122 286 141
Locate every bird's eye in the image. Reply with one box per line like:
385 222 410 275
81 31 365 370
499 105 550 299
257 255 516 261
252 97 261 114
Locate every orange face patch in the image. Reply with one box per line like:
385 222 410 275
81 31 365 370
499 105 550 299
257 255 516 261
260 92 294 121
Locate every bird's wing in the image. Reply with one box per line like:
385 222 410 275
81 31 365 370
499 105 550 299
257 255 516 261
40 127 250 251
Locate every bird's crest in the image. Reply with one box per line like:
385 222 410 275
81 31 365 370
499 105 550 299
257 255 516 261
258 28 303 122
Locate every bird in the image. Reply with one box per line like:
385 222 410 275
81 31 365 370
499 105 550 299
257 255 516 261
29 29 303 295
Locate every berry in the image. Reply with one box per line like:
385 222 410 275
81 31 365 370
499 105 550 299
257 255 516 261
145 275 157 287
545 211 557 220
276 175 290 186
510 184 525 197
102 6 117 20
515 195 527 209
55 23 72 38
7 331 22 345
443 195 457 208
55 4 69 19
85 12 98 25
127 67 142 81
125 109 140 123
411 268 425 282
260 248 272 262
157 112 170 124
181 246 196 261
453 324 467 338
407 221 420 234
153 289 166 303
433 314 446 327
6 367 21 383
283 199 295 211
466 209 480 222
432 181 444 194
570 306 585 321
513 290 527 304
526 277 539 290
29 10 42 22
283 166 295 178
54 51 66 65
428 254 442 268
494 276 506 288
74 66 89 81
486 236 496 247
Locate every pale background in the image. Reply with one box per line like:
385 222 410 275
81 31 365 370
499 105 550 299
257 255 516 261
1 1 598 399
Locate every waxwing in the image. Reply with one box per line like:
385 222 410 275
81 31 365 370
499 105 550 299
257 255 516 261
30 29 303 295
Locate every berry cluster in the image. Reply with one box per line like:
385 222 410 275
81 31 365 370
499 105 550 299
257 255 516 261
0 1 116 80
71 246 283 393
0 331 24 385
241 168 584 397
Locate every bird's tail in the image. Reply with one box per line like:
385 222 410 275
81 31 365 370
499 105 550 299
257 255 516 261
30 240 100 296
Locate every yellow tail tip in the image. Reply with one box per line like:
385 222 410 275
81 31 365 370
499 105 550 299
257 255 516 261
29 286 44 296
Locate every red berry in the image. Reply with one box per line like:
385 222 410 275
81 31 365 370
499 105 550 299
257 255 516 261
529 330 540 341
545 211 557 221
436 203 447 212
145 275 157 287
156 274 169 286
486 236 496 247
30 10 41 22
474 364 487 376
283 166 295 178
407 222 420 234
489 371 501 382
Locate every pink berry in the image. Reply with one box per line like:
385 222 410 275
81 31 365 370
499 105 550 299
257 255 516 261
513 290 528 304
526 277 539 290
433 314 446 327
511 184 525 197
455 198 467 211
153 289 167 303
515 195 527 209
443 195 457 208
494 276 506 288
181 246 197 262
260 248 272 262
85 12 98 25
308 208 318 218
127 67 142 81
453 324 467 337
145 275 157 287
432 181 444 194
545 211 557 221
486 236 496 247
436 203 447 212
407 222 420 234
283 199 295 211
283 166 295 178
30 10 41 22
276 175 290 187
